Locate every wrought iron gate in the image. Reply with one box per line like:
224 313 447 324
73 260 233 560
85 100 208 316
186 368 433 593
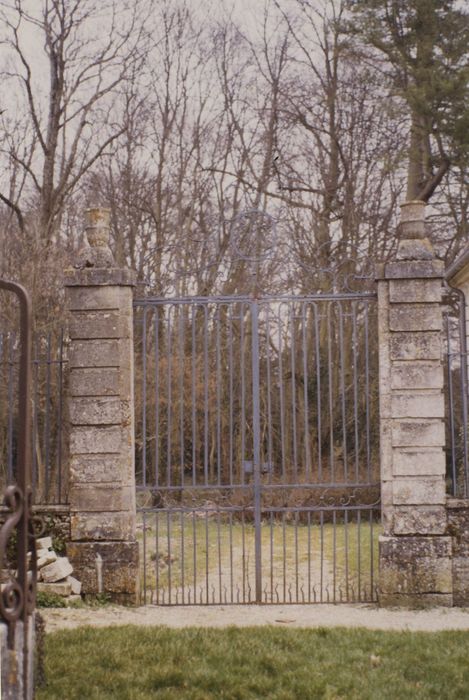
443 284 469 497
134 292 380 604
0 280 36 697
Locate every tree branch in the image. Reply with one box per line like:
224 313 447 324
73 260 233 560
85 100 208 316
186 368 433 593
0 191 24 232
417 159 451 202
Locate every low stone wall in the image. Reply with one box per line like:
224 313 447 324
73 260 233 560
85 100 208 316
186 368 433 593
379 534 453 607
66 541 139 605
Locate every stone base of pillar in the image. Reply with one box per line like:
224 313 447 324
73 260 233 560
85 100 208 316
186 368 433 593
448 499 469 606
378 534 453 607
67 541 139 605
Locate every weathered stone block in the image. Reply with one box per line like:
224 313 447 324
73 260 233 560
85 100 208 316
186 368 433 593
66 575 82 595
37 551 57 569
393 448 445 476
447 501 469 556
378 566 453 599
384 260 445 279
391 506 447 535
70 511 135 541
391 392 444 419
395 238 434 261
70 454 133 483
67 286 124 311
391 419 445 447
69 339 120 368
391 361 443 390
452 557 469 606
70 368 120 397
389 304 442 332
389 279 442 303
69 484 134 512
69 396 122 425
36 536 52 550
70 426 122 454
69 311 122 339
66 541 139 604
41 557 73 583
379 535 453 605
390 332 441 361
379 534 452 560
392 477 446 505
37 581 72 597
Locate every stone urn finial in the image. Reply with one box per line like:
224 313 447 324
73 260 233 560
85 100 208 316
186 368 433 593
75 206 115 269
85 207 111 248
396 200 434 261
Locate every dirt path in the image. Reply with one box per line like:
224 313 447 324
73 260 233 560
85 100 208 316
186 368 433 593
41 603 469 633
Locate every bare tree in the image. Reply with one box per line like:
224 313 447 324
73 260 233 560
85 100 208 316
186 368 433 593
0 0 149 248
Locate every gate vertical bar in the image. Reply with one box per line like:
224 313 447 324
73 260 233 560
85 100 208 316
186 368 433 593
251 300 262 602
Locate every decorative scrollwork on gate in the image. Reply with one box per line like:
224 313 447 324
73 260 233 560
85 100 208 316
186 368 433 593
315 486 381 510
143 196 376 297
0 486 25 625
293 239 376 294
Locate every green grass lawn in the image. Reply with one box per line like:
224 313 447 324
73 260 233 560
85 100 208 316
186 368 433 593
38 625 469 699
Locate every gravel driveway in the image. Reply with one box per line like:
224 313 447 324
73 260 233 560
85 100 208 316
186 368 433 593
41 603 469 633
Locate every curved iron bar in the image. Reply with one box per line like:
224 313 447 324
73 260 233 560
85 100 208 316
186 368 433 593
228 208 278 263
31 513 47 539
0 485 24 623
292 239 376 294
317 487 381 510
26 492 38 616
0 279 33 698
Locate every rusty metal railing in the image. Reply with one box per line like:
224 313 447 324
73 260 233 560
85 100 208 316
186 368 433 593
0 330 67 504
0 280 36 698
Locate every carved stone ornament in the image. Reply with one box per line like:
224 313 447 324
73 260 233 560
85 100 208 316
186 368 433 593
74 207 115 269
396 200 434 261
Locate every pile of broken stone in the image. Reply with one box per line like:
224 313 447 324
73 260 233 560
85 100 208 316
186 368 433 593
36 536 82 604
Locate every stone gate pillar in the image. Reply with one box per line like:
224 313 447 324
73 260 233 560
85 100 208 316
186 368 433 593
64 208 139 604
377 200 452 606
